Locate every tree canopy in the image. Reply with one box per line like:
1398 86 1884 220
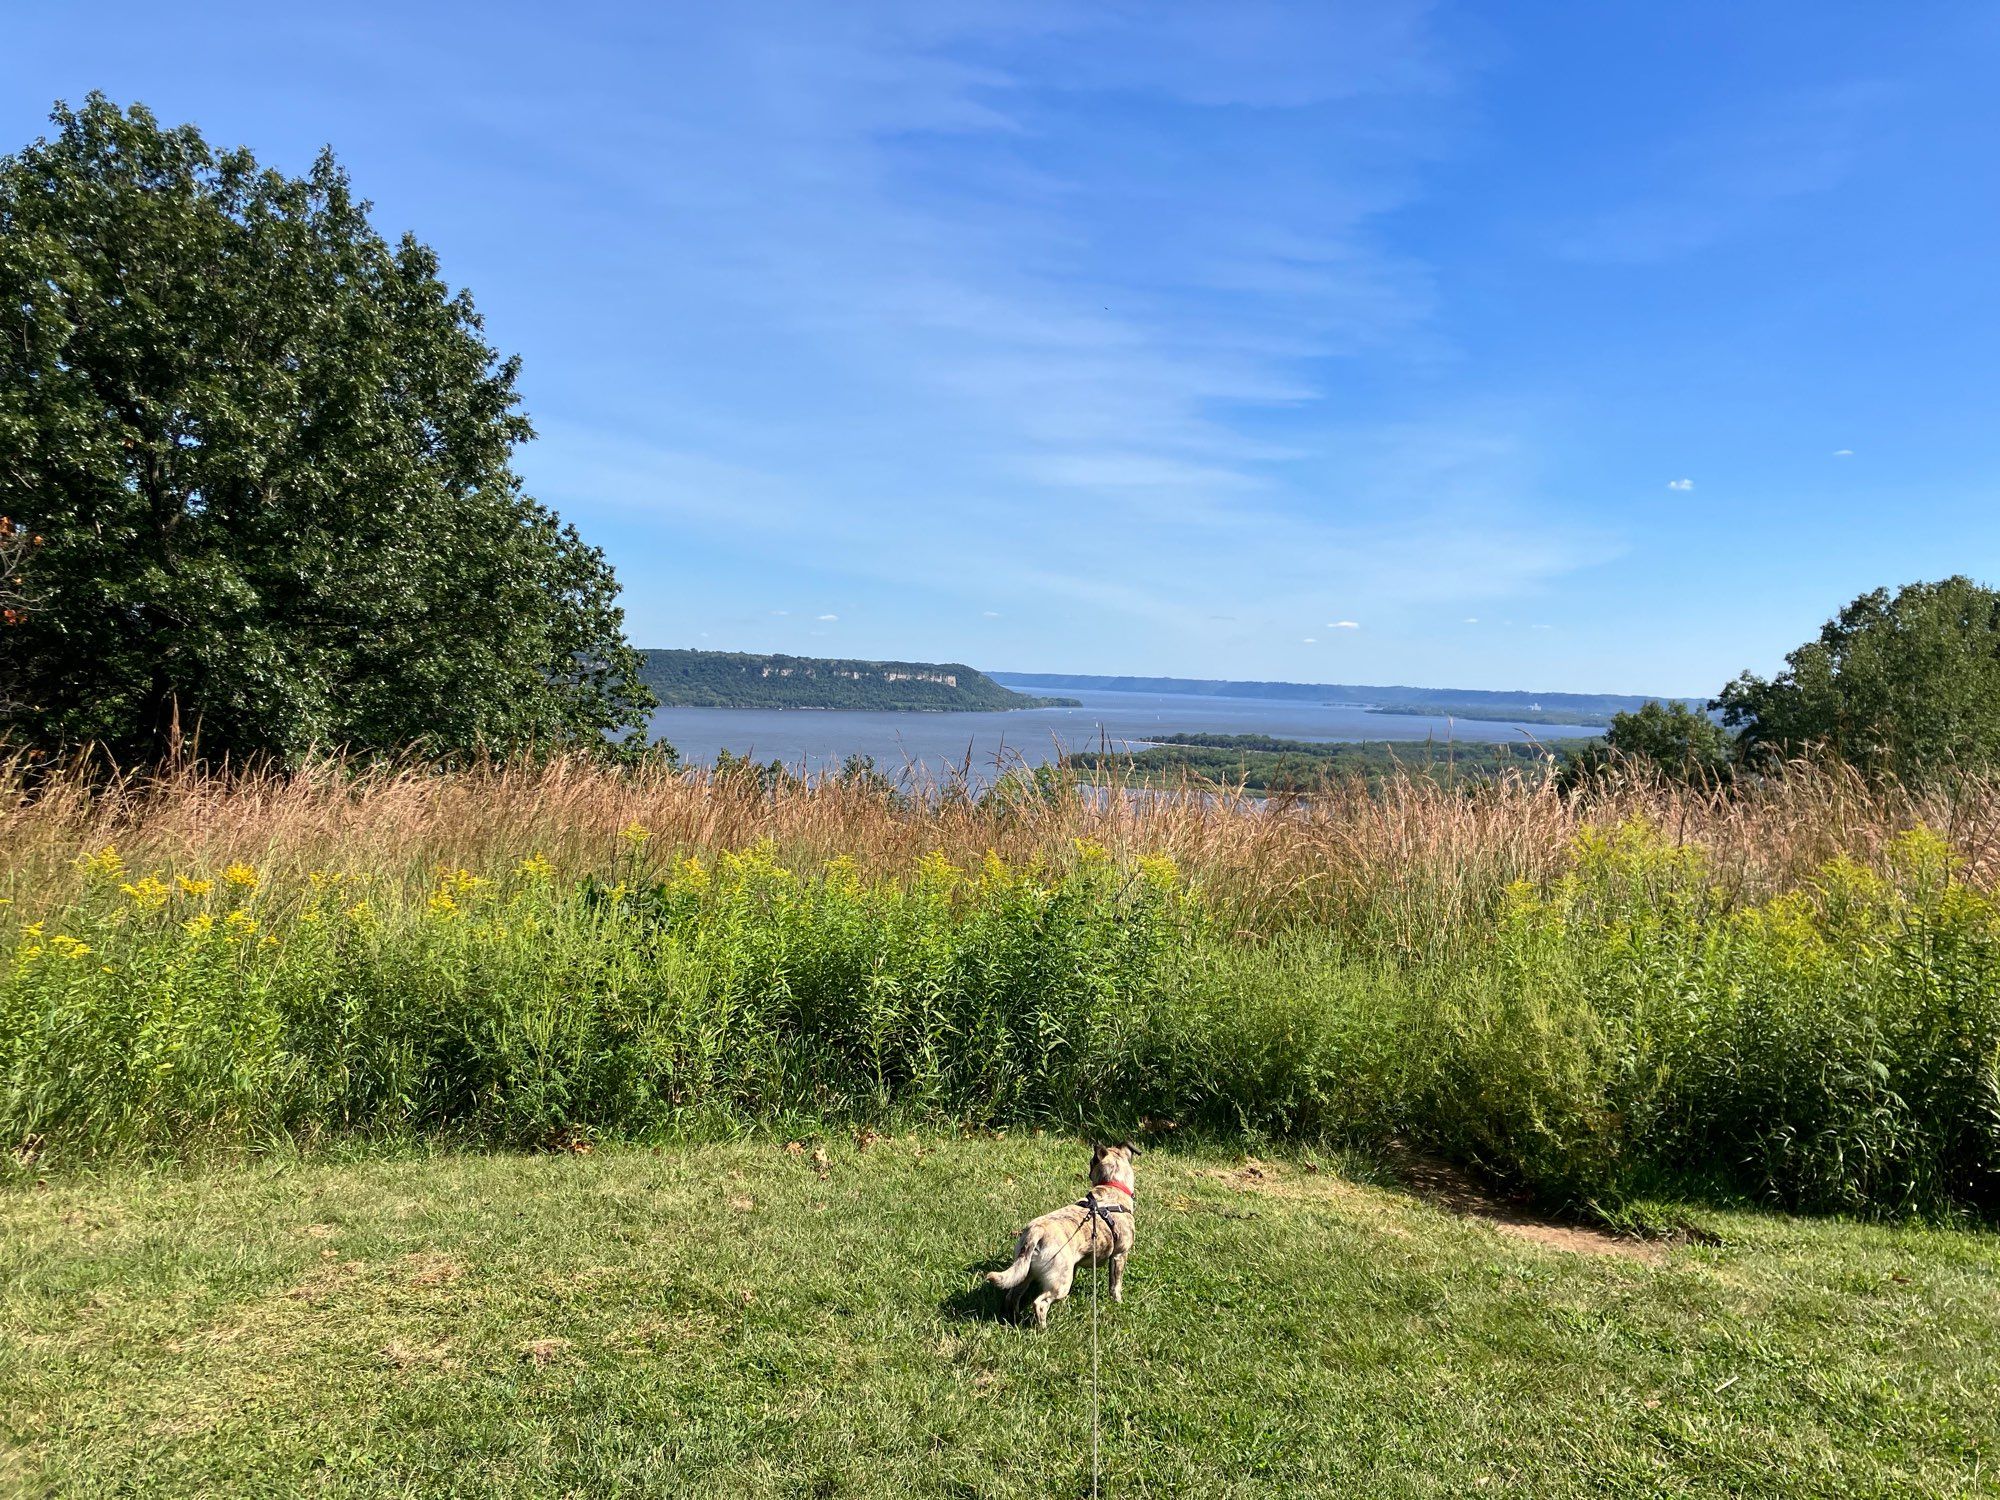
1610 699 1734 777
0 98 654 764
1715 576 2000 779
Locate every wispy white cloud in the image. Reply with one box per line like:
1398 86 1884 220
1833 448 1854 458
1558 82 1894 264
498 4 1618 661
1326 620 1361 629
817 613 839 621
1667 478 1694 491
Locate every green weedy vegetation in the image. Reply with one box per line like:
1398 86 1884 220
5 814 1996 1222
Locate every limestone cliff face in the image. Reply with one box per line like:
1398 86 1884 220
640 650 1072 711
754 666 959 687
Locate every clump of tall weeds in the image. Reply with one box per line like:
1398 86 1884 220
3 753 1998 1218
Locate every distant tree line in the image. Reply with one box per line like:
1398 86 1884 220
1067 733 1560 792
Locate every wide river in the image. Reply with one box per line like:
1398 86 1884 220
646 687 1599 784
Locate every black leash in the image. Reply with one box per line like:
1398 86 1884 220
1073 1194 1128 1499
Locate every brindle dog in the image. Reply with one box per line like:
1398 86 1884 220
987 1143 1137 1328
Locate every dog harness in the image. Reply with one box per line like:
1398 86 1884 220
1076 1186 1131 1247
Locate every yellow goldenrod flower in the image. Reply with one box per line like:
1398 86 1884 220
428 891 460 916
345 900 374 924
1072 837 1111 866
48 934 91 959
77 845 126 880
223 862 259 890
183 912 216 936
176 875 214 898
223 909 258 938
515 852 553 881
120 875 172 910
917 850 960 886
261 935 279 949
619 821 651 848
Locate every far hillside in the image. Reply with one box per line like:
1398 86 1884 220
995 671 1693 726
641 650 1078 711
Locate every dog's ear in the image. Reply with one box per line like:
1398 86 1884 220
1090 1141 1107 1161
1120 1139 1142 1158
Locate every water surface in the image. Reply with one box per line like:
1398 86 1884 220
647 687 1598 784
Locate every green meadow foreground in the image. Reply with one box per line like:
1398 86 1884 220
3 1138 1995 1498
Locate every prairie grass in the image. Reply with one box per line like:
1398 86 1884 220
6 749 1998 942
2 754 1998 1218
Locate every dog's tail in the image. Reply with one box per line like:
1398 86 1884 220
986 1240 1035 1291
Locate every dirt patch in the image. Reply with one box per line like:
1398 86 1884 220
1201 1157 1371 1207
380 1338 457 1371
1387 1150 1667 1263
403 1252 466 1287
282 1258 368 1303
517 1337 572 1367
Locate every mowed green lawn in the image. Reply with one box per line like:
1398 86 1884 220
3 1138 1995 1498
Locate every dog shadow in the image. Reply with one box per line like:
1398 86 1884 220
940 1252 1022 1324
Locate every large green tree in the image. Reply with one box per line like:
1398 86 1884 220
0 98 655 763
1715 576 2000 779
1557 699 1734 789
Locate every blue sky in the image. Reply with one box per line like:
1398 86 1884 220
10 3 1999 697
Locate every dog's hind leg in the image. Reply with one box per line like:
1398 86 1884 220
1029 1288 1057 1328
1032 1258 1077 1328
1108 1250 1128 1304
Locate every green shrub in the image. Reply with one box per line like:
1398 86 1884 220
5 824 1997 1221
1402 822 2000 1215
0 842 1200 1156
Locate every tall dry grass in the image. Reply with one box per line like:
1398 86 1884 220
6 751 1999 1214
4 750 1998 948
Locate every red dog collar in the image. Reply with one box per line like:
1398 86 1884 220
1098 1180 1134 1200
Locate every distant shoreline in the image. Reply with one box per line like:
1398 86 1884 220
993 670 1686 721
